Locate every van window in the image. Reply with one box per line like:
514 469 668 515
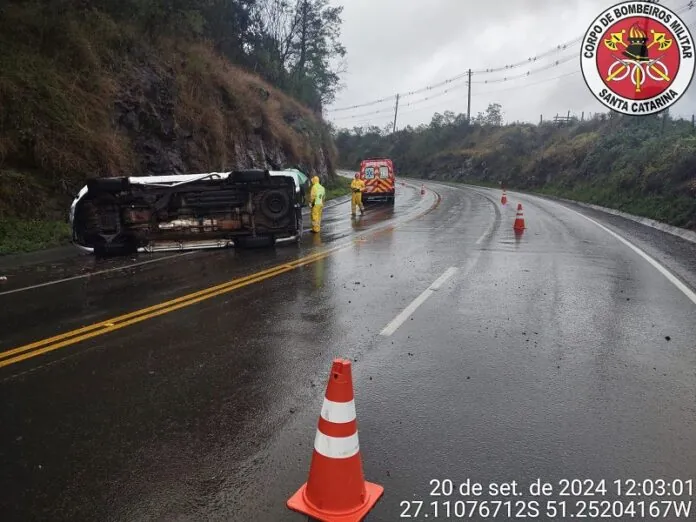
364 167 375 179
379 166 390 178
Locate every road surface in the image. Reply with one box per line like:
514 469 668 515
1 180 695 521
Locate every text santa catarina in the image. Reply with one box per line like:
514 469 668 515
580 1 695 116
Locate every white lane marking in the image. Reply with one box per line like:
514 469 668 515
0 252 198 297
564 205 696 306
320 398 356 424
476 214 497 245
425 181 498 245
314 431 360 459
380 267 458 336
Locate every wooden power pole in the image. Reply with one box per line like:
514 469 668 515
392 94 400 133
467 69 472 122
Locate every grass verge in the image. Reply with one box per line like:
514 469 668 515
428 177 696 231
324 177 352 201
0 218 72 255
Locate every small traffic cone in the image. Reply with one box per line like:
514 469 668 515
501 190 507 205
420 184 425 195
513 203 526 233
287 359 383 521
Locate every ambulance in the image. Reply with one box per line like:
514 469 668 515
359 158 396 204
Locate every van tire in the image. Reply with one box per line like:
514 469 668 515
259 189 291 220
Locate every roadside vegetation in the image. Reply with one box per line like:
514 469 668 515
324 177 352 201
0 0 346 254
0 219 71 255
335 104 696 230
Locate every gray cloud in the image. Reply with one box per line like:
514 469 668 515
327 0 696 129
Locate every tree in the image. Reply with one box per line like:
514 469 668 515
289 0 346 109
485 103 503 126
251 0 345 111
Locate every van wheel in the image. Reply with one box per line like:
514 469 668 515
259 189 291 220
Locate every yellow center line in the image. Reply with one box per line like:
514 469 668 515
0 187 442 369
0 247 342 364
0 249 341 369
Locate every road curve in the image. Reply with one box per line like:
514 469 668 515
1 180 695 521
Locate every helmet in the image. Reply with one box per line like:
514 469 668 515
354 172 360 179
311 176 320 184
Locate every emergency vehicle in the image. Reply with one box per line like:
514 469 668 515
359 158 395 204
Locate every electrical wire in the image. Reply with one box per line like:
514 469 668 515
327 0 696 113
331 54 579 121
330 69 582 124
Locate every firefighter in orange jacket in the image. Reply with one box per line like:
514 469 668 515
350 173 365 216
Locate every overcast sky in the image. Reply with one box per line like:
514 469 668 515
325 0 696 130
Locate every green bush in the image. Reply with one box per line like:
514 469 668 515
335 111 696 230
0 218 71 255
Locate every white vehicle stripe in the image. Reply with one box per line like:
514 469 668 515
320 398 356 424
314 430 360 459
380 267 458 336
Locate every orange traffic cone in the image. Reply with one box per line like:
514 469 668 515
501 190 507 205
287 359 384 521
513 203 526 233
421 184 425 195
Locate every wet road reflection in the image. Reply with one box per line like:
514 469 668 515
1 181 695 521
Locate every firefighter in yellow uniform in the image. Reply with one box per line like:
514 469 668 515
309 176 325 233
350 173 365 216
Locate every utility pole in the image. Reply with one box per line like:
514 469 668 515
392 94 400 133
467 69 472 123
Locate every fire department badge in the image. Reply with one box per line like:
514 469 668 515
581 1 695 115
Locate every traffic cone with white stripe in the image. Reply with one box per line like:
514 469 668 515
287 359 383 521
501 190 507 205
420 184 425 195
513 203 526 233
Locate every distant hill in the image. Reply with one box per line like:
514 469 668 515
335 106 696 230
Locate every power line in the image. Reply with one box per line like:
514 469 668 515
328 95 395 113
331 53 578 121
396 71 581 117
469 38 582 75
334 70 582 126
470 55 577 84
326 0 696 114
474 70 581 96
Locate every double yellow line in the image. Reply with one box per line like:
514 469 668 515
0 183 441 370
0 246 346 369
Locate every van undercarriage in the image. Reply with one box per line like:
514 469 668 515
70 170 303 256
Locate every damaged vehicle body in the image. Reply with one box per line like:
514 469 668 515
69 169 308 256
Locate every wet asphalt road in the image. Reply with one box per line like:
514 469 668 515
1 180 695 521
